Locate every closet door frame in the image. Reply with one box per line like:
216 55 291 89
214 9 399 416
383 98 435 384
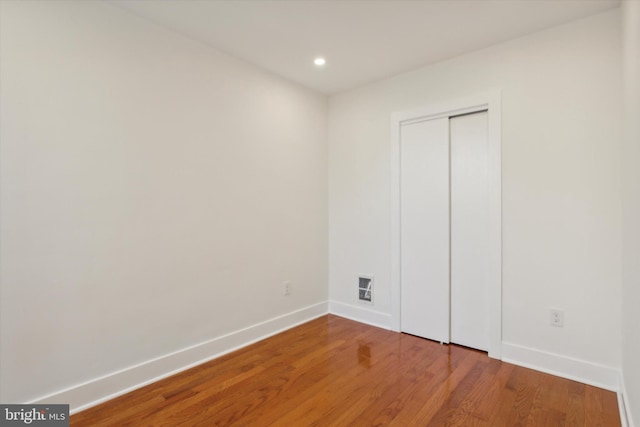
390 91 502 359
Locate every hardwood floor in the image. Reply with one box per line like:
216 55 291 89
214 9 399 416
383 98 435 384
71 315 620 426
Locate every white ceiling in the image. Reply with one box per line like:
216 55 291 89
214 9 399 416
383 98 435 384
109 0 620 94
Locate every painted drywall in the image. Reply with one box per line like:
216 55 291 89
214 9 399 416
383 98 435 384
329 10 622 372
622 1 640 423
0 0 327 404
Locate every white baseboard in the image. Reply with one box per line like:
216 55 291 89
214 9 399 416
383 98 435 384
29 302 329 414
502 342 620 392
619 372 635 427
27 305 631 423
328 300 392 330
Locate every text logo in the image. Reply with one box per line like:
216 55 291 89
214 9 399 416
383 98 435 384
0 405 69 426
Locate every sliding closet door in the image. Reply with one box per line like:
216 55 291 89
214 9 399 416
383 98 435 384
400 117 450 343
450 112 490 351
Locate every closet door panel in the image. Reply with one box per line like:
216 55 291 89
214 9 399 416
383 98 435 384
400 117 450 343
450 112 490 351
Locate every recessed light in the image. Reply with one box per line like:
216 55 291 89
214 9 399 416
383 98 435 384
314 57 326 66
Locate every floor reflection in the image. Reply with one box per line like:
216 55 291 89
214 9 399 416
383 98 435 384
358 343 371 368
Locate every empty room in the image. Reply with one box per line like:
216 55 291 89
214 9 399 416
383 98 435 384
1 0 639 425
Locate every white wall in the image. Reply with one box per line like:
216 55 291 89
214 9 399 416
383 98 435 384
329 10 622 380
622 1 640 423
0 0 327 406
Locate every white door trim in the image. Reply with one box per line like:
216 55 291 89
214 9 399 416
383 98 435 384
390 91 502 359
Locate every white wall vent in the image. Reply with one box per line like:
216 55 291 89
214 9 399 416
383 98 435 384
358 275 373 303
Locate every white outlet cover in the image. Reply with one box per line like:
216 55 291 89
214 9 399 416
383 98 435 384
283 281 291 296
550 309 564 327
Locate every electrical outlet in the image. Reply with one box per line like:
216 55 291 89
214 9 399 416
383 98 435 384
550 309 564 327
283 281 291 296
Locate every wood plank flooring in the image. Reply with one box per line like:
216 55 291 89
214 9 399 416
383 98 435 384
71 315 621 426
